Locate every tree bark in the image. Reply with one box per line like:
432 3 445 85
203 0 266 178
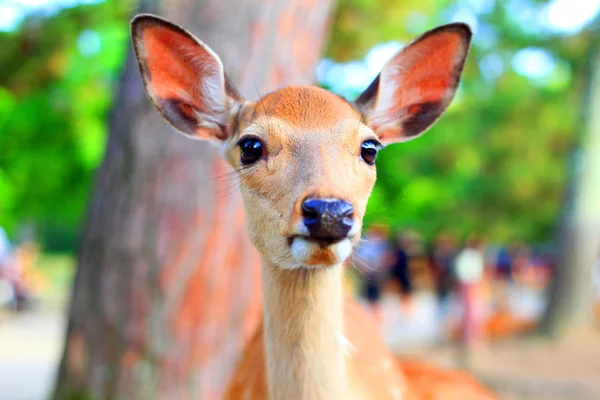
54 1 335 399
541 40 600 337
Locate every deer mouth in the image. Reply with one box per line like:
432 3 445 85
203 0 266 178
288 235 353 267
288 235 345 248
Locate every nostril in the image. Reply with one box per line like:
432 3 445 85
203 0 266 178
337 201 354 218
302 199 323 221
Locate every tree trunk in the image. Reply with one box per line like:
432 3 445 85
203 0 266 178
541 42 600 337
54 1 334 399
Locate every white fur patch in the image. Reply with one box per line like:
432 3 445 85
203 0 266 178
290 237 353 267
290 237 313 263
332 238 352 261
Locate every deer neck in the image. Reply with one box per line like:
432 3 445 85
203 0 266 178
261 258 347 400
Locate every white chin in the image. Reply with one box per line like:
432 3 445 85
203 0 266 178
289 237 353 268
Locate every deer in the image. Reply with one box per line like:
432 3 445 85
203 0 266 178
131 14 497 400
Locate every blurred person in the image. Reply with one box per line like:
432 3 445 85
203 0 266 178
428 233 457 329
404 231 429 290
14 241 40 304
488 245 513 313
509 242 531 284
0 226 10 268
0 227 34 311
354 225 392 322
455 235 486 365
522 250 548 288
0 226 14 307
495 246 513 281
390 231 415 312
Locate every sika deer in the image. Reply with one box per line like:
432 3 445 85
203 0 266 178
131 14 496 400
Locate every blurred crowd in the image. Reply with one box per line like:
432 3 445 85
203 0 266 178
0 226 38 312
353 226 565 344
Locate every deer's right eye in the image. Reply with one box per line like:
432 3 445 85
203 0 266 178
239 137 264 164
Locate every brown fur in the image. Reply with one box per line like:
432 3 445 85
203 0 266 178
226 298 407 400
132 14 494 400
252 86 361 129
222 87 377 274
226 299 497 400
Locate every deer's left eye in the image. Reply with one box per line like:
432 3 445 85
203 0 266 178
239 137 264 164
360 140 380 165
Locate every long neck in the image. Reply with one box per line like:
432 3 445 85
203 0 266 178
261 258 347 400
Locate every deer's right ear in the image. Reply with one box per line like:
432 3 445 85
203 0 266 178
131 14 243 141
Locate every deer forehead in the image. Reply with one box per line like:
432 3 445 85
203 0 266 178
251 86 361 127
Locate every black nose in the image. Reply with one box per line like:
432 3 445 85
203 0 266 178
301 198 354 242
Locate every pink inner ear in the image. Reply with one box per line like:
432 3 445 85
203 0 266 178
141 26 219 113
383 31 465 116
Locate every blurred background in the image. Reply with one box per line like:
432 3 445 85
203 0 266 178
1 0 600 399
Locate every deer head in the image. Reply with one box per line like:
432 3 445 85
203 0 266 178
131 14 471 270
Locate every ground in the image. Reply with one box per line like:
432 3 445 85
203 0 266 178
381 292 600 400
0 311 65 400
396 334 600 400
1 291 598 400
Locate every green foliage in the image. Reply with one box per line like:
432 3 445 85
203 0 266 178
0 1 135 250
0 0 596 249
327 0 593 244
327 0 454 61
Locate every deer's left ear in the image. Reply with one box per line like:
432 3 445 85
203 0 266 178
355 23 472 143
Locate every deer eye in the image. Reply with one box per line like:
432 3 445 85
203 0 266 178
360 140 380 165
239 137 264 164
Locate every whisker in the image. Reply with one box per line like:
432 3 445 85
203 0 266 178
209 164 257 183
216 171 254 198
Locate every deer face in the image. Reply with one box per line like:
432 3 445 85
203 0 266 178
223 87 378 268
131 14 471 269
